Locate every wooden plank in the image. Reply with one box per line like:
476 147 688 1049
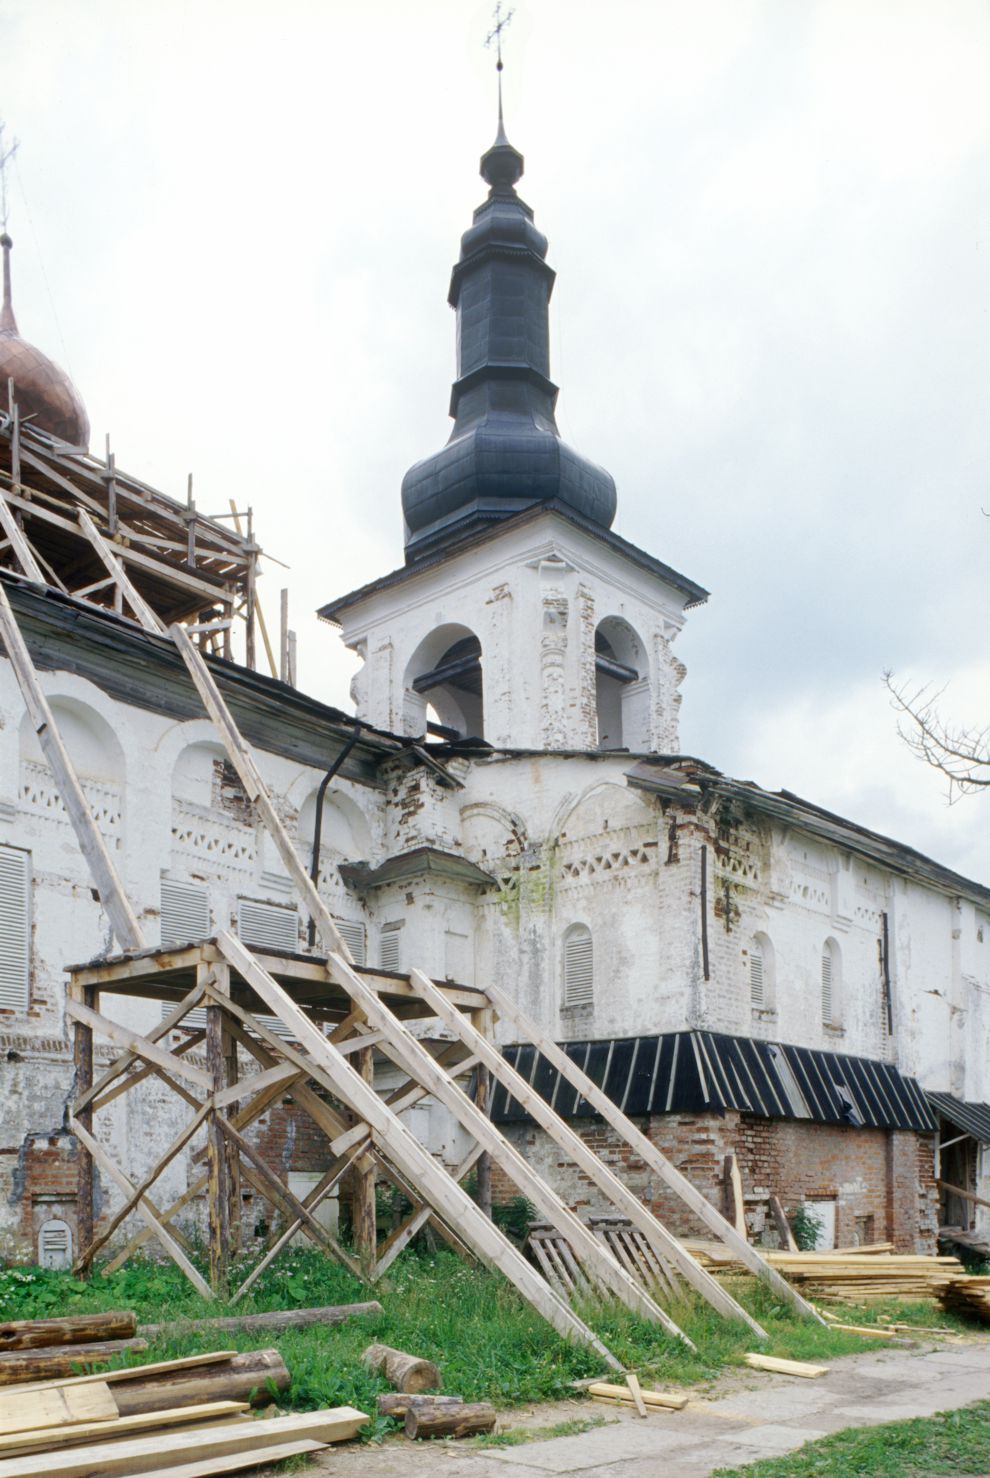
624 1371 648 1418
76 984 207 1113
76 510 165 632
66 998 211 1092
407 968 754 1341
170 623 352 962
723 1153 746 1237
0 581 145 952
212 933 620 1368
324 957 679 1335
0 488 44 582
938 1179 990 1212
372 1143 483 1282
72 983 95 1271
0 1407 369 1476
483 980 824 1326
69 1117 213 1300
0 1383 118 1437
586 1382 688 1410
743 1354 828 1378
0 1401 249 1456
99 1438 328 1478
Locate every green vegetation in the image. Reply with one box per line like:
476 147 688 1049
0 1251 971 1441
712 1400 990 1477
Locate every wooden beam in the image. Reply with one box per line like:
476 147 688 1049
75 983 207 1114
69 1117 212 1299
76 510 165 633
205 962 231 1294
0 582 145 952
213 932 620 1367
352 1046 377 1269
65 998 211 1094
483 980 824 1325
71 983 96 1273
0 488 44 583
372 1144 484 1282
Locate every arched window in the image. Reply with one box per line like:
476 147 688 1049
563 924 594 1008
404 624 484 740
821 938 840 1026
594 617 649 750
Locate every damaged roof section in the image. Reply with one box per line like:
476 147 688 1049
627 757 990 909
491 1030 936 1134
927 1092 990 1146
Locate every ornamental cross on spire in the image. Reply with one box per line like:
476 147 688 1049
485 2 515 126
0 122 19 235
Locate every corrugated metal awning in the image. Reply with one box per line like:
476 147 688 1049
927 1091 990 1145
491 1029 936 1133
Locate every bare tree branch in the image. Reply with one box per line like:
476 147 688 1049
884 670 990 802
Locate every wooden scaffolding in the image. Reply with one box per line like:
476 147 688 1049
0 505 826 1374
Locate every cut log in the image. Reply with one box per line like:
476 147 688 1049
0 1312 137 1352
0 1400 249 1456
744 1353 828 1378
138 1301 382 1339
111 1349 290 1414
362 1343 441 1394
0 1407 369 1476
586 1382 688 1410
0 1381 118 1437
111 1439 329 1478
2 1351 240 1395
0 1339 148 1385
405 1401 496 1439
377 1394 465 1420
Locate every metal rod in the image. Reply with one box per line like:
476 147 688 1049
700 844 710 982
307 724 363 947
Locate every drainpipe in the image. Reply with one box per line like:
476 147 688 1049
308 724 363 948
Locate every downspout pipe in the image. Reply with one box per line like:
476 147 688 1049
308 724 363 948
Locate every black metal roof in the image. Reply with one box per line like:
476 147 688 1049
927 1092 990 1145
490 1029 936 1133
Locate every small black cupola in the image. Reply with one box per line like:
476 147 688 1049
400 106 617 562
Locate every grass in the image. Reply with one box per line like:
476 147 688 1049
711 1400 990 1477
0 1251 974 1441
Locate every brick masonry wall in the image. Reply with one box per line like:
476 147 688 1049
494 1112 938 1252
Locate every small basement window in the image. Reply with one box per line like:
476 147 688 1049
562 924 594 1008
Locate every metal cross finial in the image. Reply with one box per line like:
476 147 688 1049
484 3 514 129
0 122 19 235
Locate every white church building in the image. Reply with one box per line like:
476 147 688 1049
0 116 988 1267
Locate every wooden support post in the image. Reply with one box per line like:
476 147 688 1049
471 1008 493 1219
279 589 289 682
205 963 231 1295
72 984 96 1275
353 1046 377 1268
223 1012 241 1257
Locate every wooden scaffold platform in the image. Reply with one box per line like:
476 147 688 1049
0 471 827 1371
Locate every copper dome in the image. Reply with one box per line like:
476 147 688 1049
0 234 89 446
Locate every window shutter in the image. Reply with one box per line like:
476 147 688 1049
380 923 402 973
238 899 299 952
161 879 210 948
0 847 30 1011
821 948 833 1025
563 927 593 1007
335 919 367 966
750 950 765 1007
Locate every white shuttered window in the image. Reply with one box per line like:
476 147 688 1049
821 941 836 1025
0 847 30 1010
238 899 299 952
161 879 210 948
336 919 367 966
749 947 765 1007
563 924 593 1008
379 922 403 972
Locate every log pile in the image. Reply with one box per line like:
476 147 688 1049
686 1243 966 1304
0 1311 368 1473
367 1341 497 1439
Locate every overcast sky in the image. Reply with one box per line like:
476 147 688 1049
3 0 989 882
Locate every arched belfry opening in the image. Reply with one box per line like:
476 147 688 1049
595 617 649 751
405 624 484 741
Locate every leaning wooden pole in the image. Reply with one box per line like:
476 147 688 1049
0 581 145 953
483 981 824 1325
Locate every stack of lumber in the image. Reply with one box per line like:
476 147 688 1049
937 1275 990 1324
685 1243 965 1304
0 1312 369 1474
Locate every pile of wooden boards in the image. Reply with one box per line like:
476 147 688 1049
937 1275 990 1324
0 1311 368 1475
686 1242 967 1304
